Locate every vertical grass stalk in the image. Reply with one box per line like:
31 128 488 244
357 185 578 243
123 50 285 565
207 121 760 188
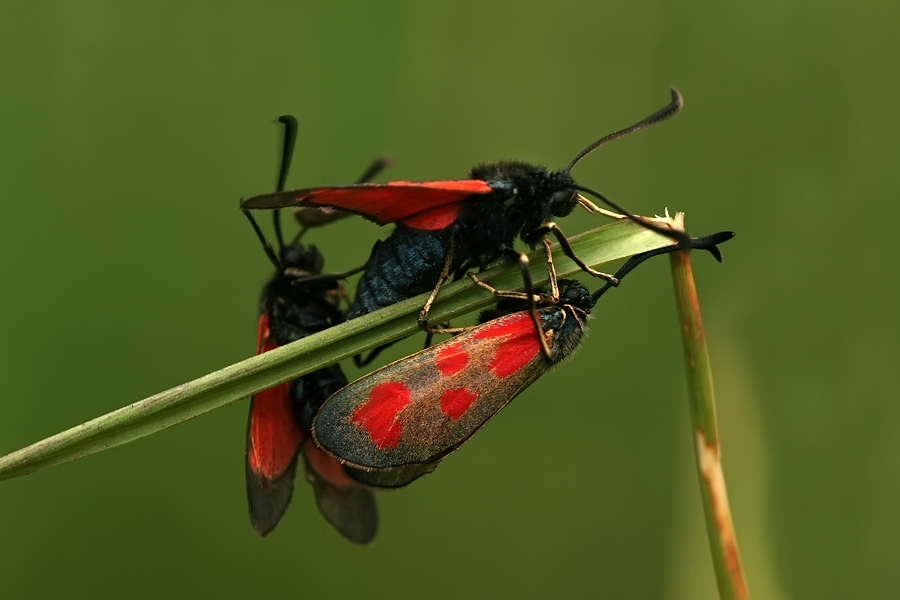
669 249 749 600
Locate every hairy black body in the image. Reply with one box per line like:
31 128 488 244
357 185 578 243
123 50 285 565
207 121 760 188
241 90 692 339
348 161 576 319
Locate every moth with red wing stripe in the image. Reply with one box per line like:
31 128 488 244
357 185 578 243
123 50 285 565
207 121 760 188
244 116 388 541
241 89 693 350
248 308 376 541
311 230 734 490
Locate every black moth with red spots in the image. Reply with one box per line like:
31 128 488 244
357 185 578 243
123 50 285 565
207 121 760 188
311 230 734 490
312 280 595 489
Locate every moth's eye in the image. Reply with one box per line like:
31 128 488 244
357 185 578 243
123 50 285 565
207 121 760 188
549 189 576 216
563 286 583 301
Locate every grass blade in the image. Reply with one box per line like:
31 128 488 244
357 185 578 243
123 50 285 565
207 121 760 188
0 217 677 482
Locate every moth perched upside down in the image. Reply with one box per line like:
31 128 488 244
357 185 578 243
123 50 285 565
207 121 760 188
244 116 389 541
312 231 734 490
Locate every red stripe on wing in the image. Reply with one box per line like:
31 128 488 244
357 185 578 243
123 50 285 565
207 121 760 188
248 384 304 481
248 313 304 481
400 202 463 230
241 180 492 226
256 312 274 354
473 312 535 340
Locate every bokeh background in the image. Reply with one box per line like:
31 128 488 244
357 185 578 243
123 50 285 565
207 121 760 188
1 2 894 598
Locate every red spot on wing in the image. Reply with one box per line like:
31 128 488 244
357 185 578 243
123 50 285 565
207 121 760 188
474 313 542 379
490 336 540 378
303 441 354 490
300 180 491 224
473 312 534 340
350 381 412 449
439 388 477 420
248 384 305 481
435 344 469 377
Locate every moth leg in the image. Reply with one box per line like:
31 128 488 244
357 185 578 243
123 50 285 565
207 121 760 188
293 237 383 289
576 193 625 219
353 343 394 368
287 263 366 286
469 251 554 361
540 238 559 301
424 323 480 335
421 320 462 350
530 222 618 285
417 231 455 330
514 250 553 361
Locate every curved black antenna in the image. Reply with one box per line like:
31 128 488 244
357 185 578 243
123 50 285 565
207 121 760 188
355 155 394 184
572 182 691 248
591 230 735 301
272 115 299 251
244 210 282 272
565 87 683 173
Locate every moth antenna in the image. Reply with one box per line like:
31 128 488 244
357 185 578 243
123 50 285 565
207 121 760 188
243 210 282 272
355 155 394 184
243 115 299 271
565 87 683 173
591 230 735 302
273 115 299 252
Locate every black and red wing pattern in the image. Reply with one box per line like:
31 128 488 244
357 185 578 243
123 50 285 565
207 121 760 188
314 235 735 491
312 288 591 489
244 115 386 541
246 311 378 542
246 313 306 535
242 92 697 330
300 438 378 544
241 180 493 228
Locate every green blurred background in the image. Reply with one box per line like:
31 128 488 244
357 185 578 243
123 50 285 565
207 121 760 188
1 1 894 598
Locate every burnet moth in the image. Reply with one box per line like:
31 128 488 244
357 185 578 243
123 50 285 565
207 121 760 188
244 116 389 541
241 89 693 351
311 230 735 489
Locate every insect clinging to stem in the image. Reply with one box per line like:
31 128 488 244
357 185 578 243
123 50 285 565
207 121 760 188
243 115 390 542
311 228 735 490
241 89 694 366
